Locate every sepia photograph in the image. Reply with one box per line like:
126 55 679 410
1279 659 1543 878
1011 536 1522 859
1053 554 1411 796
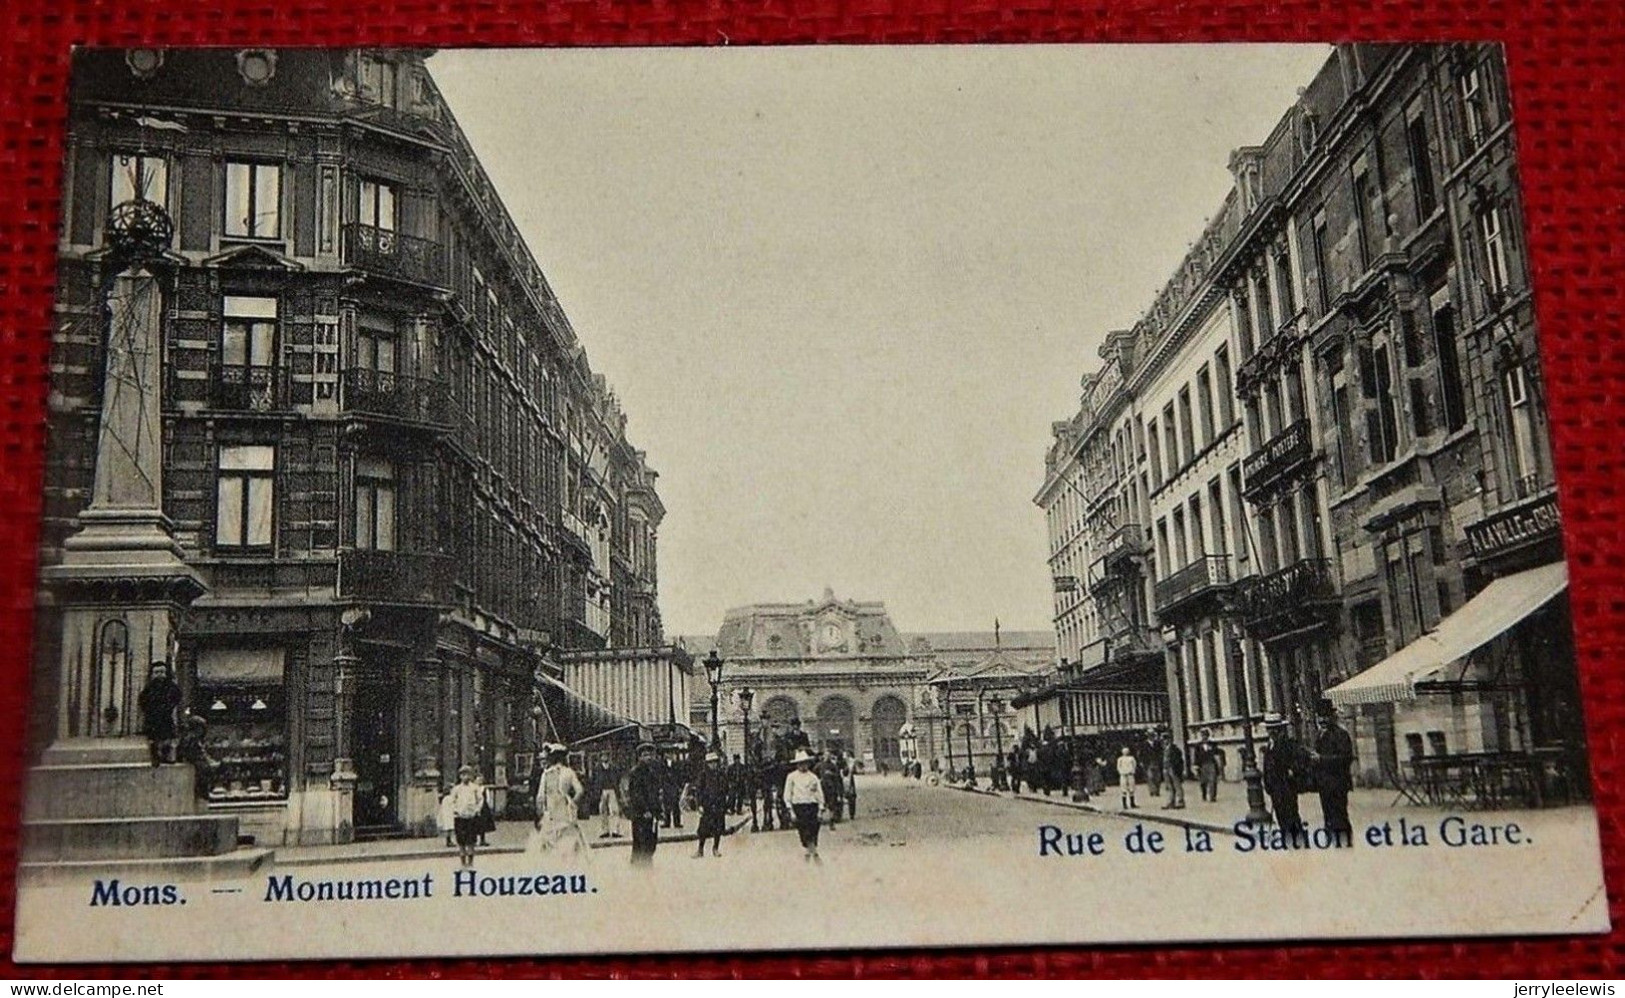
11 41 1608 963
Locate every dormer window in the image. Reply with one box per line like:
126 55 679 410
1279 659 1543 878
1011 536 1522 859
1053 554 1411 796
359 55 399 109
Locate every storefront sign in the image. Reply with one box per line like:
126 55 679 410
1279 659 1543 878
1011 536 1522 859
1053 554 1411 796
1465 492 1561 560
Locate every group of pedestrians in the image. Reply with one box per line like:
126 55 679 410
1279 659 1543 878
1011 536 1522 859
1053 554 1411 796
1260 706 1356 845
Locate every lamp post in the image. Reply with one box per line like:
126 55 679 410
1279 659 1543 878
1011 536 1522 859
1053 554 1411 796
704 649 724 750
1223 623 1272 827
738 685 757 832
988 695 1006 790
962 718 976 786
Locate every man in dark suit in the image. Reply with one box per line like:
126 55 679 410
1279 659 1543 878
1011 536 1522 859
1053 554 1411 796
1314 702 1356 846
624 742 663 866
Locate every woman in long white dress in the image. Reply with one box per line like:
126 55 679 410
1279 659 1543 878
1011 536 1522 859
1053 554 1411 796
532 744 588 856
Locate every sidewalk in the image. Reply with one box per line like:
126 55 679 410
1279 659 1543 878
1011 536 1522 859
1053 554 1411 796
273 813 753 868
951 777 1573 838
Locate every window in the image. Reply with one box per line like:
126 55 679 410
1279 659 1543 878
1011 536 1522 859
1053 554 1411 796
1478 203 1510 298
354 457 396 551
219 296 278 410
1409 377 1432 438
1178 387 1196 464
1433 298 1467 432
1360 343 1400 466
1214 345 1234 429
1188 495 1206 558
356 315 397 374
1460 64 1487 147
1351 160 1375 269
1196 367 1216 447
1272 244 1296 323
1406 99 1438 220
358 178 397 232
1310 210 1331 312
1207 478 1228 558
1300 481 1325 559
1284 362 1306 425
111 152 167 208
1147 419 1162 488
1504 364 1541 497
216 445 275 550
224 161 281 239
1202 631 1222 719
1263 376 1284 439
1156 518 1171 578
1257 504 1279 573
1172 508 1189 567
1326 350 1352 485
359 55 398 108
196 647 288 801
1234 289 1255 359
1278 494 1301 565
1227 464 1247 565
1162 403 1179 479
1254 268 1275 340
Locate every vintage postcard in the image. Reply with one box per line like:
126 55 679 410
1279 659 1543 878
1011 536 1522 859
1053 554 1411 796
12 43 1608 962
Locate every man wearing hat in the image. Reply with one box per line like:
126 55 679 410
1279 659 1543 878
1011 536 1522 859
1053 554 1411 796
1313 702 1356 846
1261 715 1307 842
692 750 730 858
447 764 486 868
624 741 664 866
782 748 827 862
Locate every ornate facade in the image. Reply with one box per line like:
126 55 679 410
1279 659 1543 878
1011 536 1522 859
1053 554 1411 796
34 48 664 845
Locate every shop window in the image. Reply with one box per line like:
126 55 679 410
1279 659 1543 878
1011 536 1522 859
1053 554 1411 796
354 456 397 551
111 152 167 208
196 647 287 802
223 161 281 240
216 445 275 551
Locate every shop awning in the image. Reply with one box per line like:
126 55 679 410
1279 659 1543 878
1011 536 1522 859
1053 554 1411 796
1325 561 1567 707
534 675 641 747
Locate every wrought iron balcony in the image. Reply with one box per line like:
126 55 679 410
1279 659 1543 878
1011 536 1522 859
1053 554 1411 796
1103 620 1162 661
1100 522 1148 569
1153 554 1233 620
1236 558 1338 640
337 548 454 606
210 364 286 412
340 368 452 428
1241 418 1312 499
342 222 446 288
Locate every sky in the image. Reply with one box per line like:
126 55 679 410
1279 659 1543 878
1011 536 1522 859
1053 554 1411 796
429 44 1333 637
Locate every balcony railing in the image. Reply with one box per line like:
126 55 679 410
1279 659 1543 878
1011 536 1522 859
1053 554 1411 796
337 548 454 606
210 364 286 412
340 368 452 427
342 222 446 288
1236 558 1337 638
1153 554 1233 618
1100 522 1147 567
1241 418 1312 497
1104 620 1161 661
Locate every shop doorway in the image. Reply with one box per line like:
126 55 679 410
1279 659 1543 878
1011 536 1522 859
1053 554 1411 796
352 673 400 834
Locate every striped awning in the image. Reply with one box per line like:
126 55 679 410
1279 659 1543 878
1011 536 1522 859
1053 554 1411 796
1325 561 1567 707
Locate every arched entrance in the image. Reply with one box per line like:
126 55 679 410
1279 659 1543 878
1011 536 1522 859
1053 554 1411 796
871 695 907 769
815 696 855 755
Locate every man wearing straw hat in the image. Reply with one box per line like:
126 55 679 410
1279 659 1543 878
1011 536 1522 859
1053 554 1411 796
782 748 827 863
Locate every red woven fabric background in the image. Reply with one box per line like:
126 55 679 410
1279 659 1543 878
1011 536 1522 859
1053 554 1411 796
1 0 1623 979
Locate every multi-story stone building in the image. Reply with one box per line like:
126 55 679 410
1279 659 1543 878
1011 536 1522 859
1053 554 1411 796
34 48 665 846
1039 42 1585 794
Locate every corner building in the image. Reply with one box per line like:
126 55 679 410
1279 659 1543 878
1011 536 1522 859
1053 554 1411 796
36 49 666 845
1040 43 1586 793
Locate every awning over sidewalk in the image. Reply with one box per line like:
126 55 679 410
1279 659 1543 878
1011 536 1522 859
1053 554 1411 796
534 675 641 747
1325 561 1567 707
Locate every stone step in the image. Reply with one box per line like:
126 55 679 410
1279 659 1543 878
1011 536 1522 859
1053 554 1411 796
25 763 200 820
40 738 154 768
18 847 275 888
24 814 240 862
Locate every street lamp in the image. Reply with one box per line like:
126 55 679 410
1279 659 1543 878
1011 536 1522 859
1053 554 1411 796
1225 627 1272 827
962 717 976 786
738 685 758 832
704 649 724 749
988 695 1006 790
